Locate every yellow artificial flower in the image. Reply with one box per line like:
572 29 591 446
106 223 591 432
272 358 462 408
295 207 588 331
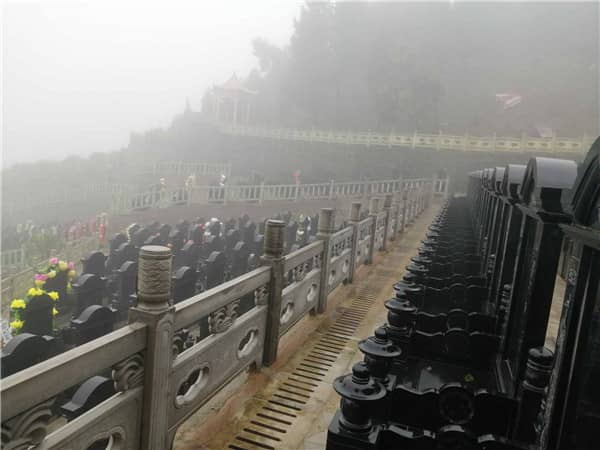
68 270 76 278
10 299 26 309
10 320 23 330
58 261 68 271
28 287 44 297
52 307 59 316
48 291 59 301
34 279 45 287
47 270 57 279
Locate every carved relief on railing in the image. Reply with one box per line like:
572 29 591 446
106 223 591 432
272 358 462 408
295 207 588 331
254 283 270 306
112 353 145 392
1 399 54 450
208 300 240 334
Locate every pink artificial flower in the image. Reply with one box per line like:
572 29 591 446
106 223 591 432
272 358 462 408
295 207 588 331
50 257 58 265
68 261 75 270
34 273 48 282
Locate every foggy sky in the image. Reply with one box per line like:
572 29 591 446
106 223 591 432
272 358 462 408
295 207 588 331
2 0 300 168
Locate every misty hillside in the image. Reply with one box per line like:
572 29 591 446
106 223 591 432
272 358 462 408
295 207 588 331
2 1 598 218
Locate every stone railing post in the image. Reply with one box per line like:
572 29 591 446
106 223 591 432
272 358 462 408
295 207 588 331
382 194 393 249
367 198 380 264
408 184 416 223
348 202 361 284
129 245 174 450
261 219 285 366
392 191 402 239
316 208 335 313
401 187 408 233
328 180 335 200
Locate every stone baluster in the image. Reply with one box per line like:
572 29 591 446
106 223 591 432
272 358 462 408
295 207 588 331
261 219 285 366
348 202 361 284
382 194 393 249
367 198 380 264
129 245 174 450
316 208 335 314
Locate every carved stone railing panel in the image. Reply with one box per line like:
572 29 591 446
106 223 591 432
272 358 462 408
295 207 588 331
168 305 267 432
375 212 387 251
328 227 354 292
280 242 326 335
356 218 374 268
38 387 143 450
1 398 55 450
279 269 321 336
174 266 270 330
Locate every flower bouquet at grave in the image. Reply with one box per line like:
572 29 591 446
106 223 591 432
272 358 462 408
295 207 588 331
34 258 77 313
9 288 59 335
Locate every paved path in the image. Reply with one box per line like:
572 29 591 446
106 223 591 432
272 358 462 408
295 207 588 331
173 205 439 450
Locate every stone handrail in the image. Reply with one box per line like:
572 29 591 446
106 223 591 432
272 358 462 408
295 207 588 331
110 176 445 215
218 123 593 155
1 322 147 419
0 181 434 449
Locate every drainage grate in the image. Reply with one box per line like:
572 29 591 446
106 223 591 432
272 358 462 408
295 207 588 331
226 293 383 449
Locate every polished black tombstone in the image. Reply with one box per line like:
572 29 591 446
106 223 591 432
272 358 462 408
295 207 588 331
231 241 250 278
498 157 577 395
80 250 107 277
105 233 128 273
158 223 172 245
1 333 57 377
21 293 54 336
60 376 116 421
71 274 106 316
205 251 226 289
111 260 137 319
172 266 198 303
63 305 116 346
536 139 600 450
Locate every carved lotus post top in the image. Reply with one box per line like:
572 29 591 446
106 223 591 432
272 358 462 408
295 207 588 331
137 245 172 312
264 220 285 258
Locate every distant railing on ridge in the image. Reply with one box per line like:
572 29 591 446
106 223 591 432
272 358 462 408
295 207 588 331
153 161 232 177
217 123 594 155
110 176 447 215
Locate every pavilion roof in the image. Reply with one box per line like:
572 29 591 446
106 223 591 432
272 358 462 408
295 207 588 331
214 74 257 97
